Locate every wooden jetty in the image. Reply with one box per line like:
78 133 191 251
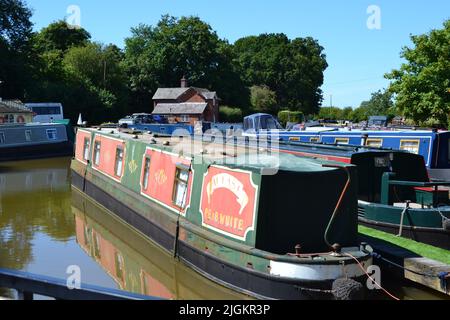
359 234 450 296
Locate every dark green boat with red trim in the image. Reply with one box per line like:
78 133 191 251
71 128 373 300
266 140 450 250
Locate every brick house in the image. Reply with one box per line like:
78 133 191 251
152 77 220 125
0 99 33 124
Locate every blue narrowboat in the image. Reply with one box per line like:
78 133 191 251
243 114 450 179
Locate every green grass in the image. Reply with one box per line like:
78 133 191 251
358 226 450 265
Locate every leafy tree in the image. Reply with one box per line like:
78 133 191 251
219 106 243 123
341 107 354 120
123 15 248 112
318 107 343 120
0 0 33 98
278 110 304 126
386 20 450 126
250 85 277 113
62 43 128 122
233 33 328 114
359 89 394 117
33 20 91 53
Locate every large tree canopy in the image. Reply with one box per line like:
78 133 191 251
386 20 450 126
123 15 248 112
33 20 91 53
0 0 32 98
233 33 328 115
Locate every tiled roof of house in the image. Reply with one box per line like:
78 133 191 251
0 101 33 114
152 103 208 115
152 88 191 100
152 87 219 101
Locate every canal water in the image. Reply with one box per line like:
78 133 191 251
0 157 448 300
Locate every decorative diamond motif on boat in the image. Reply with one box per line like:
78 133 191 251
128 159 138 173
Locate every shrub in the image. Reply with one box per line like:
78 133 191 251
277 110 304 126
219 106 243 123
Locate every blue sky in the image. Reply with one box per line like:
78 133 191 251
25 0 449 108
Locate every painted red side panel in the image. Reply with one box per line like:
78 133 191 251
92 135 126 181
200 166 258 241
75 130 91 164
140 149 192 214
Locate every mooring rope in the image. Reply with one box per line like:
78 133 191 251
371 252 446 279
344 252 401 301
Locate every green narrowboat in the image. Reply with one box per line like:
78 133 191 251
353 152 450 250
259 140 450 250
71 128 372 300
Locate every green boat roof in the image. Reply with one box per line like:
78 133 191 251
82 127 354 173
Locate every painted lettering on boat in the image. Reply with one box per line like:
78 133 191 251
200 166 257 241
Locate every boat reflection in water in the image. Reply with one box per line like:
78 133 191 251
71 189 250 300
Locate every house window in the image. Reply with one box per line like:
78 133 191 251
400 140 420 154
310 137 320 143
25 130 32 142
0 132 5 144
366 138 383 148
83 138 91 161
173 167 189 209
335 138 349 145
114 147 124 177
46 129 57 140
93 141 101 166
142 156 151 190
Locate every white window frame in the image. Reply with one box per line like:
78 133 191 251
25 130 32 142
46 129 57 140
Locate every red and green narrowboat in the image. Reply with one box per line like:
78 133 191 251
71 128 372 300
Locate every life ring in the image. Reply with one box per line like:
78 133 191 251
17 115 25 123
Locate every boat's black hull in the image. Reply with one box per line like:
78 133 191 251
359 217 450 250
0 142 74 162
72 170 367 300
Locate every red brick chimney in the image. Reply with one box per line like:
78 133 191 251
180 76 188 88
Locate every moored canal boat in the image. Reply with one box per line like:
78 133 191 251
267 140 450 249
71 128 373 300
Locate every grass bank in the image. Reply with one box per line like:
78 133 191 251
358 226 450 265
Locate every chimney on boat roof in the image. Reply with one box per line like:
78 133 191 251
180 76 188 88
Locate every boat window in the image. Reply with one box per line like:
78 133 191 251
173 167 189 209
83 138 90 161
114 251 125 282
93 141 101 166
32 106 61 115
46 129 57 140
93 233 101 259
335 138 349 145
310 137 320 143
289 137 300 142
400 139 420 154
142 156 151 190
0 132 5 144
366 138 383 148
180 115 189 123
25 130 32 142
114 147 124 177
448 139 450 161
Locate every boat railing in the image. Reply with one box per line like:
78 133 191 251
0 268 161 300
381 172 450 206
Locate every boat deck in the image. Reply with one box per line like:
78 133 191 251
81 127 353 173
